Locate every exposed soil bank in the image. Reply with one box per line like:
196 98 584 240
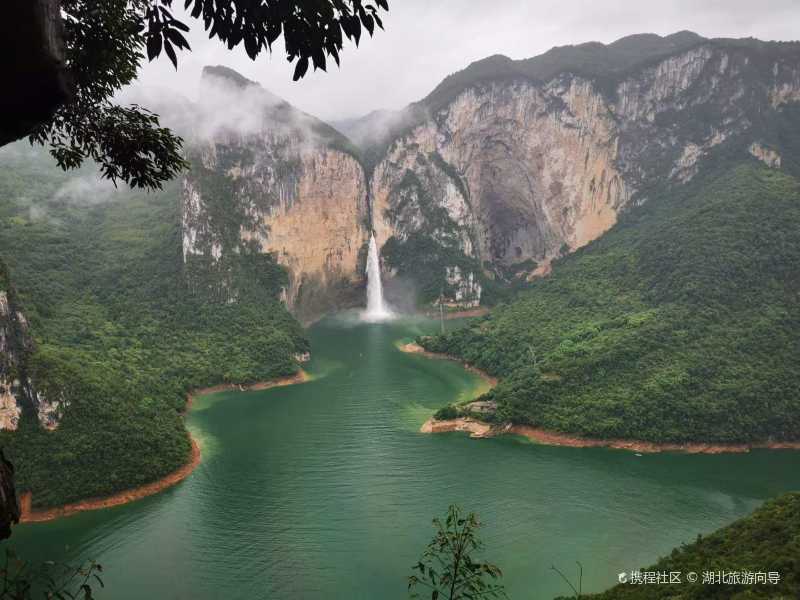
405 344 800 455
20 370 310 523
420 418 800 454
20 438 202 523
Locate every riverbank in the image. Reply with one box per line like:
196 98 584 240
20 370 310 523
185 370 310 410
398 342 498 387
20 438 202 523
419 417 800 453
405 344 800 455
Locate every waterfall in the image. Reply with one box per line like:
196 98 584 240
363 233 392 321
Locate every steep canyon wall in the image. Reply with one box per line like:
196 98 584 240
182 37 800 315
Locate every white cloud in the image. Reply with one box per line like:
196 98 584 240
130 0 799 122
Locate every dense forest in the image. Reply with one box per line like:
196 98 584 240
0 144 307 508
573 492 800 599
422 160 800 443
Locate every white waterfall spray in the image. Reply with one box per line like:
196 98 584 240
363 233 392 321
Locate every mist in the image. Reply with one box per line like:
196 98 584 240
119 68 336 153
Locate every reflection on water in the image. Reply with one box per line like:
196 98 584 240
10 314 800 599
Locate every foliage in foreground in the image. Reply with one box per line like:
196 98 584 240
409 505 505 600
23 0 389 190
0 549 102 600
0 146 307 508
421 162 800 444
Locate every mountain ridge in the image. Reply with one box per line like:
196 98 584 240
184 32 800 319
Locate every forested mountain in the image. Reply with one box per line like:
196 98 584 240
0 145 307 508
422 160 800 444
2 29 800 506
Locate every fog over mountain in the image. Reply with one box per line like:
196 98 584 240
132 0 799 121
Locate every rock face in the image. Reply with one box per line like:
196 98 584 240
240 148 368 317
0 289 23 431
749 142 782 168
0 264 63 431
181 35 800 314
371 77 629 306
370 38 800 305
181 67 370 322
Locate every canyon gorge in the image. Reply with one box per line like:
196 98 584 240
182 32 799 320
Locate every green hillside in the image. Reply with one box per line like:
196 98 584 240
422 161 800 444
571 492 800 599
0 145 307 508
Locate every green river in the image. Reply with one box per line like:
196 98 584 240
11 314 800 599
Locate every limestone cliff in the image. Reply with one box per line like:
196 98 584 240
182 34 800 314
368 35 800 306
371 77 628 305
0 263 63 430
181 67 370 322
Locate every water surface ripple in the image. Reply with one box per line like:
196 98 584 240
11 315 800 599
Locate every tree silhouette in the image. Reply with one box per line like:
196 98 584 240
409 505 506 600
2 0 389 189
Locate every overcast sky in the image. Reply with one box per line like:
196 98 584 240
134 0 800 122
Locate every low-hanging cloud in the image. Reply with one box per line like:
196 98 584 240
51 173 120 207
120 69 332 151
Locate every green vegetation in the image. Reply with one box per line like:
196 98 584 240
0 145 307 508
421 162 800 443
434 404 460 421
409 505 505 600
575 492 800 599
0 550 103 599
412 496 800 600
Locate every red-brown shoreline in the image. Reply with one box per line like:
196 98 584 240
420 417 800 454
403 343 800 455
20 370 309 523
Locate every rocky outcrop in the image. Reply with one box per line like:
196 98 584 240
0 0 70 146
749 142 782 168
1 289 30 431
0 264 63 430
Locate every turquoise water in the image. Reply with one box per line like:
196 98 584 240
9 314 800 599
